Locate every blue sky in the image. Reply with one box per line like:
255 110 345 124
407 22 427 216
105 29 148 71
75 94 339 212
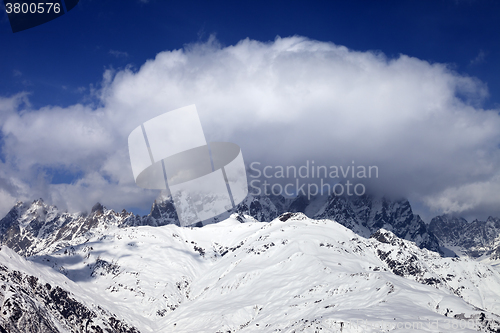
2 1 499 109
1 0 500 220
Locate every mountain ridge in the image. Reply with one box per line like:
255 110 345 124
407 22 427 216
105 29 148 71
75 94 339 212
2 193 500 263
430 214 500 262
0 193 443 257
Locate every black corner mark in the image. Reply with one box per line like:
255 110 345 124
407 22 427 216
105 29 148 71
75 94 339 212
4 0 80 33
63 0 77 11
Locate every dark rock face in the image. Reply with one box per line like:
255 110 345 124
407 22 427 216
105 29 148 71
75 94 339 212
491 246 500 260
430 215 500 259
235 195 283 222
369 230 455 288
428 215 469 245
371 230 428 281
0 247 140 333
314 195 360 232
278 212 300 222
315 196 442 253
139 199 179 226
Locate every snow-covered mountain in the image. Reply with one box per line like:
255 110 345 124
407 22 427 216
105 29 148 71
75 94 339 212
0 245 140 333
429 215 500 262
2 196 500 332
2 212 499 332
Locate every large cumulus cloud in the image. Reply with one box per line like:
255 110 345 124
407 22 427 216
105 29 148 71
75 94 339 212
1 36 499 219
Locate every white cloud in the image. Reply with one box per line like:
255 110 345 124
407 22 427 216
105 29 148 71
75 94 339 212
1 36 500 219
470 50 486 65
109 50 129 58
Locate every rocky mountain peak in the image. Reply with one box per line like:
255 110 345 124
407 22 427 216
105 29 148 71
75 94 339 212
430 214 500 260
91 202 104 214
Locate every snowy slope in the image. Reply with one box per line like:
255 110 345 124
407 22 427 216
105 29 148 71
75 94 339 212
0 246 140 333
27 213 500 333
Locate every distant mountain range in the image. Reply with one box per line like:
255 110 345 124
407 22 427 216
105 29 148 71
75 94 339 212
1 193 500 261
429 215 500 260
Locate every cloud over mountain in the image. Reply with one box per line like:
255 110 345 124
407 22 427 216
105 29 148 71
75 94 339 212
0 36 499 218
